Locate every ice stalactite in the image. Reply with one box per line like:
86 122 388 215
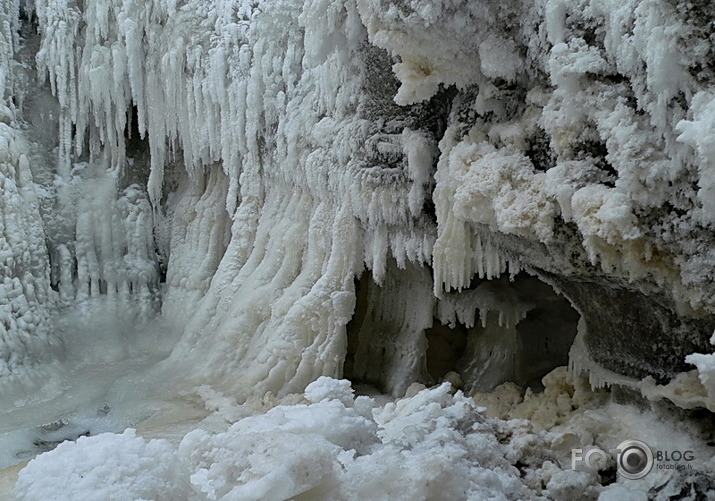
438 280 533 331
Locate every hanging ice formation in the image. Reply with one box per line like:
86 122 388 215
1 0 715 408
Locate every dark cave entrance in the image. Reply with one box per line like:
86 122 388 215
424 320 468 383
427 273 580 393
510 274 581 390
343 261 434 396
344 262 580 396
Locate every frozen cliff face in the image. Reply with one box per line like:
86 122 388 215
359 0 715 383
0 0 711 404
1 0 715 407
2 0 715 496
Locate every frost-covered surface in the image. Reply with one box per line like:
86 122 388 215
1 0 715 498
377 0 715 309
15 429 188 501
356 0 715 381
13 377 715 500
9 0 715 398
0 0 56 377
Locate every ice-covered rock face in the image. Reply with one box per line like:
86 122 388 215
358 0 715 383
1 0 715 423
4 0 715 499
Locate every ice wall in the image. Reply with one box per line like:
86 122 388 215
11 0 441 399
0 0 57 378
2 0 715 407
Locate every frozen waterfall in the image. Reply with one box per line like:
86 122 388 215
1 0 715 499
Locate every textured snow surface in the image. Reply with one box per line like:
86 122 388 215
1 0 715 498
14 429 188 501
13 376 715 500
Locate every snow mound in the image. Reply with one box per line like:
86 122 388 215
14 429 187 501
13 378 613 501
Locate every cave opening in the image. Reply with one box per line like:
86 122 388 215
344 262 581 396
342 272 366 384
424 319 468 383
343 261 433 396
511 274 581 390
430 273 581 393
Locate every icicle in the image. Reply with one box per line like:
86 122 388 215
437 277 533 332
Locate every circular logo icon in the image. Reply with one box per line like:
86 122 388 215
616 439 654 480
